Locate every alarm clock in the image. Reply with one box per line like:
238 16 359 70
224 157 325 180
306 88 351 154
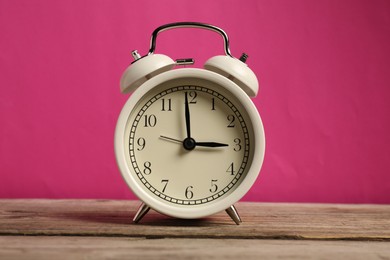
114 22 265 224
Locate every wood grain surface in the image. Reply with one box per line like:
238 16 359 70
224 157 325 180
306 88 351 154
1 199 390 259
1 236 390 260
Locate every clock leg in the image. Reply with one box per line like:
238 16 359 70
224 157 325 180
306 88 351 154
133 202 150 223
225 205 242 225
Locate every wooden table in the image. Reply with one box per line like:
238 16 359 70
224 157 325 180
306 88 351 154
1 199 389 259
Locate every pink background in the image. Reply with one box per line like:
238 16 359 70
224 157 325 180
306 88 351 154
1 0 389 203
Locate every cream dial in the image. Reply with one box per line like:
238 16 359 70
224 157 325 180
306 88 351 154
124 81 254 206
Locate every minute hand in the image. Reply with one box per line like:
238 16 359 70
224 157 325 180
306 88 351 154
195 141 229 147
184 92 191 138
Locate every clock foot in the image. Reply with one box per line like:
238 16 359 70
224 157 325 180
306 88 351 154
226 205 242 225
133 202 150 223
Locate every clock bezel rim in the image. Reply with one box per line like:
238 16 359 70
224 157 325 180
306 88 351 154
114 68 265 219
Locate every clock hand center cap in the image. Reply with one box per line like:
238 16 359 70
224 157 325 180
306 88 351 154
183 137 196 151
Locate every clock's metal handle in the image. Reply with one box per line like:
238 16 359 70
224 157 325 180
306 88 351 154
148 22 233 58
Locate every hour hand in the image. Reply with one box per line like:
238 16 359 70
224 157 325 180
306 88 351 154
195 142 229 148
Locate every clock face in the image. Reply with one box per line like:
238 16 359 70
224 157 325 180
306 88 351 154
122 76 256 207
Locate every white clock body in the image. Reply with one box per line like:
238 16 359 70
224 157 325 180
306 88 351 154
115 68 265 219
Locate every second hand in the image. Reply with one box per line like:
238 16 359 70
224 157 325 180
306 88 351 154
160 135 182 144
160 135 229 148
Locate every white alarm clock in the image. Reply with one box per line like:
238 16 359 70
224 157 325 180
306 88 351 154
115 22 265 224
